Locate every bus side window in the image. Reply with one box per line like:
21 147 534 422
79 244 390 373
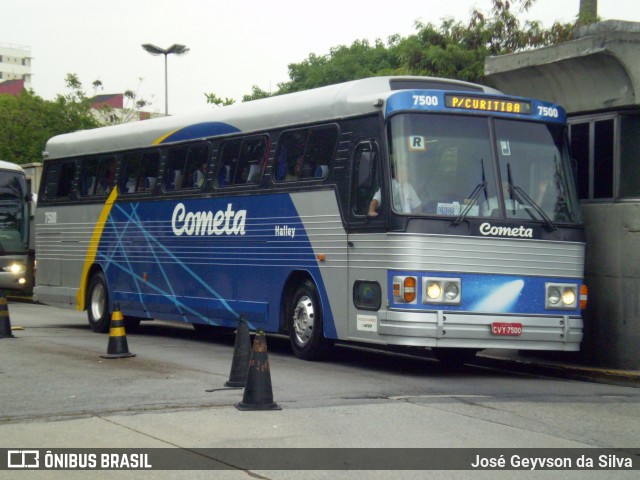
274 125 337 182
352 142 379 216
121 150 159 194
80 157 97 196
42 160 76 200
216 140 241 187
236 136 267 184
306 126 338 179
275 130 306 182
164 142 209 191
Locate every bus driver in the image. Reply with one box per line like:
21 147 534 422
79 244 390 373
368 163 421 216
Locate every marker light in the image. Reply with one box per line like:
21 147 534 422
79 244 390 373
580 284 588 310
403 277 417 303
392 276 418 304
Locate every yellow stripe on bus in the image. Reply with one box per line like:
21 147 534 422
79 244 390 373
152 129 180 145
76 187 119 310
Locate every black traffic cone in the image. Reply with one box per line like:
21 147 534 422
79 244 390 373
0 291 14 338
100 303 135 359
225 315 252 387
235 331 281 411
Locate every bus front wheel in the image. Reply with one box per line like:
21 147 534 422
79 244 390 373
87 272 111 333
288 280 332 361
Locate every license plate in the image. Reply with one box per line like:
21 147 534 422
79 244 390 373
491 322 522 336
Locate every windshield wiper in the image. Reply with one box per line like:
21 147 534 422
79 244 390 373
453 159 489 226
453 181 486 226
507 164 557 231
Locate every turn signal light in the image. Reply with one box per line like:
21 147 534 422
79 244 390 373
580 284 588 310
403 277 416 303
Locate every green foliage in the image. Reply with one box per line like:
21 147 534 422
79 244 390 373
204 92 236 106
0 75 99 165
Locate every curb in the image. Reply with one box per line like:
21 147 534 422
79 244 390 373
473 353 640 388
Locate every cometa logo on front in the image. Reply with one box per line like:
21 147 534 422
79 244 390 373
479 222 533 238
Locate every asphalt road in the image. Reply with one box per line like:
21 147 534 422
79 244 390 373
1 302 638 479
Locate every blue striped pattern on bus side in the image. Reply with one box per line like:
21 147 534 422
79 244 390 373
95 192 337 336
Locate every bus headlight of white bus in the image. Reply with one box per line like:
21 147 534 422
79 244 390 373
422 277 461 305
3 263 26 274
545 283 578 309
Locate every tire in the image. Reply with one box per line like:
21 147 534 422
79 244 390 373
87 272 111 333
432 348 478 369
288 280 332 361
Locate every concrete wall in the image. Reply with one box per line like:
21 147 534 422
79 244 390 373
581 203 640 368
485 21 640 113
485 21 640 369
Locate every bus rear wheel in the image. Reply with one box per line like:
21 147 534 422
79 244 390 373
87 272 111 333
288 280 332 361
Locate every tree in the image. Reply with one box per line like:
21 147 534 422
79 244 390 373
204 92 235 106
0 75 100 165
91 77 154 125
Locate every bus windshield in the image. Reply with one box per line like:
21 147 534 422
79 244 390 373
387 113 582 224
0 170 28 253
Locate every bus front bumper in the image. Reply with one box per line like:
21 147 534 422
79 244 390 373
377 310 583 351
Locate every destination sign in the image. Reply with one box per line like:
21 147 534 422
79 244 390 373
446 94 532 115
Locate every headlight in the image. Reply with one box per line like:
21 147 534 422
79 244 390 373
562 289 576 306
444 282 460 301
426 282 442 300
3 263 26 274
423 277 461 305
545 283 578 309
547 287 561 305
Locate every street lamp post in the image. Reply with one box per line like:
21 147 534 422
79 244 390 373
141 43 189 115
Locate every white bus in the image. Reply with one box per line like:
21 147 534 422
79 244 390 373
35 76 586 365
0 160 34 292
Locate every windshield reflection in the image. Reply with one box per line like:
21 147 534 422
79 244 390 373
0 171 28 253
387 114 581 224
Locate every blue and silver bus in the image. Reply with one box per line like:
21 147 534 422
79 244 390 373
0 160 34 292
35 76 586 364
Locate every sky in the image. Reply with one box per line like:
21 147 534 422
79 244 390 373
3 0 640 115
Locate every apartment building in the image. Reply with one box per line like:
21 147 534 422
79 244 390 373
0 42 32 88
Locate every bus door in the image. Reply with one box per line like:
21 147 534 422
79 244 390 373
346 141 387 341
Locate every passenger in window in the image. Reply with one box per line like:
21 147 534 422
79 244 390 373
97 161 116 195
368 165 421 216
286 156 304 181
137 176 149 192
194 161 207 188
218 159 235 186
125 176 137 193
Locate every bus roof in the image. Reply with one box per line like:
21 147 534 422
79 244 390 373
0 160 26 173
43 76 505 160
